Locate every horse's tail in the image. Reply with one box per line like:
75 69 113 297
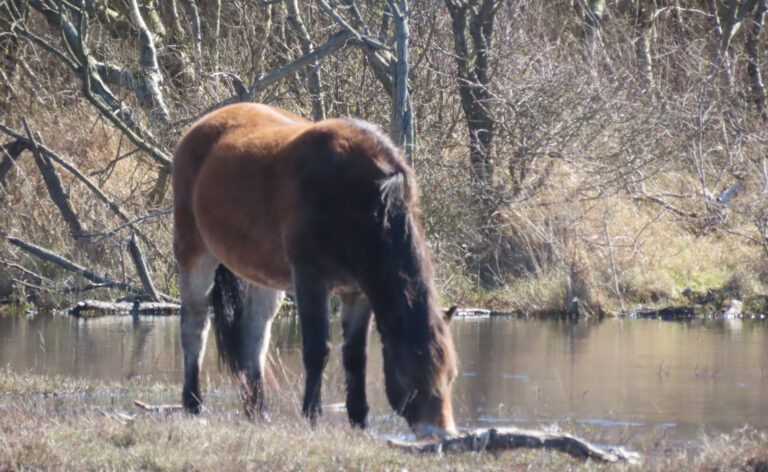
210 264 245 373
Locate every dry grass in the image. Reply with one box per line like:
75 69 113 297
1 369 767 471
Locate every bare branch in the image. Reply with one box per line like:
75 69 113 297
389 0 414 163
0 140 27 183
251 30 353 97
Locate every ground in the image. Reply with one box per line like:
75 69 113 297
1 369 767 471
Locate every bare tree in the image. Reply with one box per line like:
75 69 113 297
315 0 416 163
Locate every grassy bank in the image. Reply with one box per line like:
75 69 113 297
1 369 767 471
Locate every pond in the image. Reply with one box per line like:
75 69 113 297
1 312 767 448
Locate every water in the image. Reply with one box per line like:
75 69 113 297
1 312 767 445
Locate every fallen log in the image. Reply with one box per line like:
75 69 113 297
69 299 180 318
388 427 640 464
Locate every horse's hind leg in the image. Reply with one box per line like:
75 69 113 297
239 283 284 419
292 266 331 423
179 251 218 413
340 293 373 428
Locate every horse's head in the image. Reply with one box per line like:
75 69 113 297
382 306 458 438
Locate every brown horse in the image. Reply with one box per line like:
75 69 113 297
172 103 457 437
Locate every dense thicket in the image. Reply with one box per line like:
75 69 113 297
1 1 766 315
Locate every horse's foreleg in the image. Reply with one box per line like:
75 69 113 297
293 267 331 424
340 293 373 428
239 283 284 420
179 253 217 413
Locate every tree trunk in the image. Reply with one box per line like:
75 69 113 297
444 0 500 185
286 0 326 121
389 0 414 164
584 0 606 64
746 0 767 120
714 0 760 90
636 0 654 90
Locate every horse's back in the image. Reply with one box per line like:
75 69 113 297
172 103 407 290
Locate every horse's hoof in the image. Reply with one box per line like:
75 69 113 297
182 392 203 414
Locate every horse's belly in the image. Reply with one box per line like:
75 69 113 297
191 150 296 290
205 229 293 291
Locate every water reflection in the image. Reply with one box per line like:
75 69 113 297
1 313 766 444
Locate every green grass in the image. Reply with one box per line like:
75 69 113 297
2 369 767 471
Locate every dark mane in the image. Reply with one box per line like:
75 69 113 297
355 122 455 400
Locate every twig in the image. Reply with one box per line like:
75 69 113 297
176 31 354 128
250 31 354 102
26 1 172 169
81 209 172 238
388 427 640 464
631 191 698 219
11 277 50 293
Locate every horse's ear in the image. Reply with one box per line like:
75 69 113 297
444 306 458 323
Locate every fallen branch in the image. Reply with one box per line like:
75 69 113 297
0 122 156 252
7 236 144 294
134 400 184 413
388 427 640 464
22 118 88 242
69 299 180 318
0 258 53 286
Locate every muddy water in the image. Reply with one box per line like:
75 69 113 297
1 313 767 444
